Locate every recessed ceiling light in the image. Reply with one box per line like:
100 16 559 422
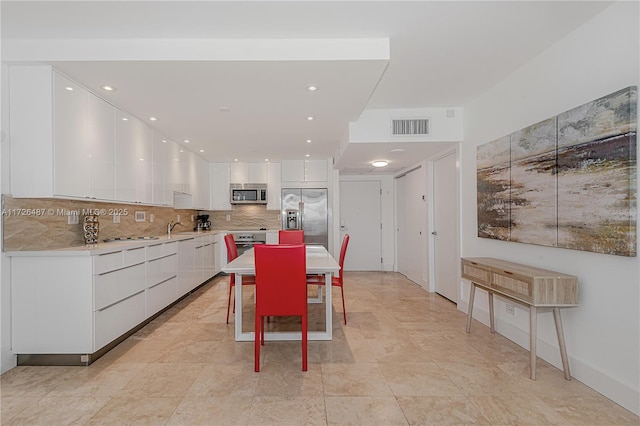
390 148 405 153
306 116 315 121
306 154 310 157
218 106 231 112
184 139 190 143
234 158 239 162
306 85 318 92
65 86 74 91
179 149 184 153
306 139 312 143
372 160 389 167
121 117 128 121
101 85 116 92
139 158 144 161
162 140 167 143
149 117 157 121
265 158 269 162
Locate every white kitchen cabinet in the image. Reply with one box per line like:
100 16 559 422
177 238 199 295
53 72 91 198
281 159 328 183
115 110 153 204
230 162 267 184
152 132 170 206
8 239 189 361
249 162 267 183
191 153 210 210
10 66 117 200
210 162 232 210
266 162 282 210
54 74 116 201
87 92 116 200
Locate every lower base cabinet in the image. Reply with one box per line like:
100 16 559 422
9 233 224 364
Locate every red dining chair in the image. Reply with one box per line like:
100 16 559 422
224 234 256 324
254 244 307 372
279 229 304 244
306 234 350 325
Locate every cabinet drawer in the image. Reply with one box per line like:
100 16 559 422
147 254 177 286
461 260 491 285
164 241 178 256
146 243 164 261
94 290 145 350
123 247 145 267
94 251 122 274
94 263 146 310
147 276 177 317
492 271 532 301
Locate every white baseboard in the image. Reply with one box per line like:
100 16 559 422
463 304 639 416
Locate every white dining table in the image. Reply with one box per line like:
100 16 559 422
222 245 340 342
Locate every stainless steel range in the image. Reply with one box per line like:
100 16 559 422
231 231 266 256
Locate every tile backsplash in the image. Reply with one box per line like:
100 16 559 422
201 205 281 230
2 195 197 251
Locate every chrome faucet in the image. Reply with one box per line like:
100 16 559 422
167 220 184 238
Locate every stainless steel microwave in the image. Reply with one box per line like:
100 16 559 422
230 183 268 204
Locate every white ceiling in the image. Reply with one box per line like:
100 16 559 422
1 1 612 175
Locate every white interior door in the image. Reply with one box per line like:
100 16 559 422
396 176 408 276
339 180 382 271
433 151 458 303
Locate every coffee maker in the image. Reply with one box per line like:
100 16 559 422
195 214 212 231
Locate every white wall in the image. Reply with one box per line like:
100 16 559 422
461 2 639 415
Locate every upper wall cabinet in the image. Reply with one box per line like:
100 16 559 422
115 110 152 204
266 162 281 211
210 163 231 210
281 159 328 183
230 162 268 184
10 67 117 200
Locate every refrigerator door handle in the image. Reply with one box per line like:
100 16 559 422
299 201 304 230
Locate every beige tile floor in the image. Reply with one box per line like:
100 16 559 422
1 272 638 425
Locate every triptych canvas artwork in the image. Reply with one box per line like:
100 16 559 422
477 87 637 257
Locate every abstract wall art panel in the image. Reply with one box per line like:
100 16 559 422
510 117 558 247
476 86 637 257
477 135 511 241
556 87 637 256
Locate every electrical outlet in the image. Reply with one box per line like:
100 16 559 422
191 215 194 222
505 304 516 316
149 214 154 223
177 215 181 222
113 214 120 224
226 214 231 221
67 212 79 225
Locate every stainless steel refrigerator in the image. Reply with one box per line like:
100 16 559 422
282 188 328 249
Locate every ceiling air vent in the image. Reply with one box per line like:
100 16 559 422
391 118 429 135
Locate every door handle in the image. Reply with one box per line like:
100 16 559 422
431 231 438 235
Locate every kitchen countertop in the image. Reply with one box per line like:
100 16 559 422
5 229 281 257
5 231 222 257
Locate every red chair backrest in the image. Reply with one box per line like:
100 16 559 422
337 234 350 281
278 229 304 244
254 244 307 316
224 234 238 261
279 230 304 244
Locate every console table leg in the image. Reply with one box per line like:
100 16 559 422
466 283 476 333
488 291 495 333
553 307 572 380
530 306 537 380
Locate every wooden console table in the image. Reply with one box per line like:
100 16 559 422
461 257 578 380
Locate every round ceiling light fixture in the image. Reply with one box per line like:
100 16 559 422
306 85 319 92
101 85 116 92
372 160 389 168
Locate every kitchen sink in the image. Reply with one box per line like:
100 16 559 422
103 236 160 243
